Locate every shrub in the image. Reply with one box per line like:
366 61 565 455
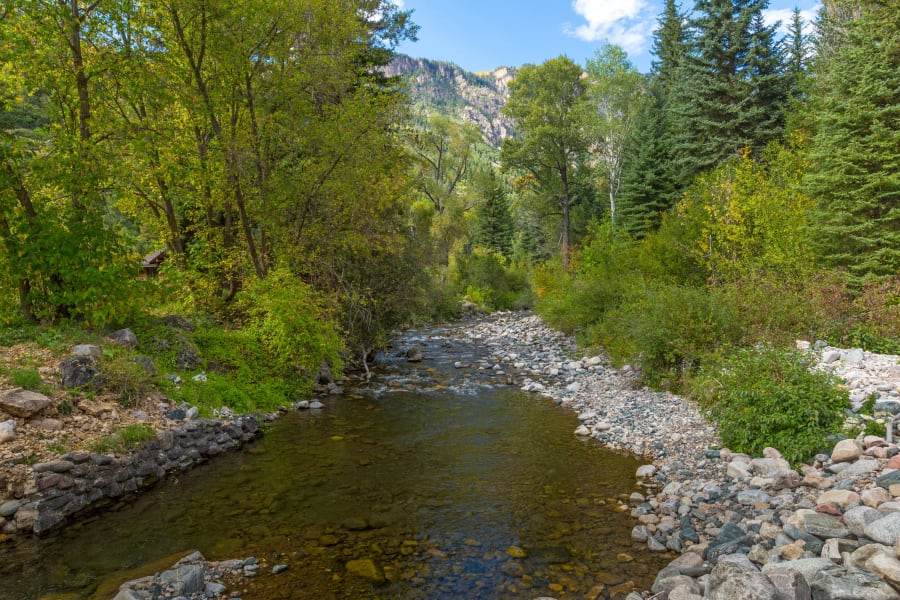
695 347 850 464
451 247 532 312
596 283 743 386
98 353 155 407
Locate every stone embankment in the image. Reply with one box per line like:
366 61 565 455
448 311 900 600
0 417 260 540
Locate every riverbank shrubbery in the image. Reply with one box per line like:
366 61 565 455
536 146 900 388
694 347 850 464
451 247 533 312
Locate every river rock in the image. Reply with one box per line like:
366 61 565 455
0 389 51 418
765 566 811 600
844 505 885 537
60 356 98 388
0 419 16 443
867 551 900 588
72 344 101 358
762 558 835 585
345 558 385 583
803 513 850 539
831 439 862 463
707 555 779 600
817 489 860 508
865 512 900 545
108 328 139 349
636 465 656 479
877 470 900 490
810 566 900 600
406 348 423 362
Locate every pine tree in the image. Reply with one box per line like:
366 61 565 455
668 0 787 187
474 172 514 258
806 0 900 284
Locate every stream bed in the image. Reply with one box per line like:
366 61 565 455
0 326 671 599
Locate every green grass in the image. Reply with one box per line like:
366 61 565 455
8 367 44 391
90 424 157 454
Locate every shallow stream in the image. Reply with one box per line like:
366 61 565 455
1 326 670 599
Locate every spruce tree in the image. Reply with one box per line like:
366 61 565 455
617 85 680 236
474 172 514 259
617 0 687 235
806 0 900 283
668 0 787 187
651 0 688 95
784 7 809 100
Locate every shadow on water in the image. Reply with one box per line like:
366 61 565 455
0 328 671 599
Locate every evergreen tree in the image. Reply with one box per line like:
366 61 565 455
473 171 514 258
668 0 787 187
652 0 689 95
784 7 810 100
617 0 687 235
617 85 680 236
806 0 900 284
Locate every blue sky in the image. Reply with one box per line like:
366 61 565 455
394 0 821 73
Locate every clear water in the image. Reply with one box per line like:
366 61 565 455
0 328 670 599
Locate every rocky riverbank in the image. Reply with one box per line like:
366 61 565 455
442 311 900 599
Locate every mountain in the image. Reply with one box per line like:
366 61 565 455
385 55 516 148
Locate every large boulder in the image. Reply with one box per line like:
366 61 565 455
0 388 52 418
59 356 98 388
831 439 862 463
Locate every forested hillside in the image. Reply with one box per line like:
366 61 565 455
384 55 515 147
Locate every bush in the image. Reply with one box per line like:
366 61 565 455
695 347 850 464
451 247 532 312
596 283 743 386
98 352 156 407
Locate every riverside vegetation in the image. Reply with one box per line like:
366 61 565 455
0 0 899 597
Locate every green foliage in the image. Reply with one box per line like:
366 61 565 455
57 399 73 416
502 56 591 270
46 436 71 456
473 172 514 259
451 247 532 312
235 270 343 380
90 424 156 455
668 0 787 188
676 143 814 284
805 0 900 285
98 353 155 408
118 424 157 449
597 283 742 385
695 347 850 464
8 367 43 391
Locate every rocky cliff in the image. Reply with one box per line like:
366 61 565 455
385 55 515 148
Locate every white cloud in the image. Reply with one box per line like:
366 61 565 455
393 0 404 7
566 0 655 54
763 5 820 37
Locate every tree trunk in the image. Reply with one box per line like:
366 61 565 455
560 166 571 271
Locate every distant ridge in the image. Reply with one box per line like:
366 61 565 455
384 55 516 148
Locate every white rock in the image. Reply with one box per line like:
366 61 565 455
574 425 591 437
636 465 657 479
0 420 16 443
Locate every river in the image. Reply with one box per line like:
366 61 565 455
0 325 670 599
